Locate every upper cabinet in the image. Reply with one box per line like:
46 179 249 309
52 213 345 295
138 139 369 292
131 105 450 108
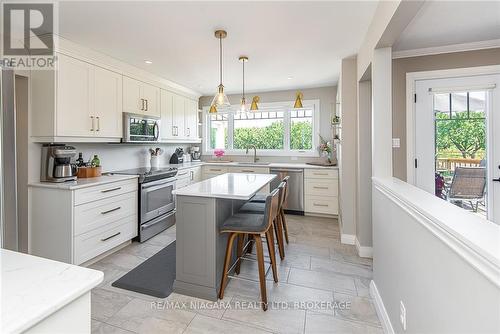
31 37 200 143
123 77 160 117
32 53 123 142
160 89 200 142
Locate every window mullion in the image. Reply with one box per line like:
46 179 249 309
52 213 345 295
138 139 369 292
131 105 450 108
284 109 291 153
228 112 234 150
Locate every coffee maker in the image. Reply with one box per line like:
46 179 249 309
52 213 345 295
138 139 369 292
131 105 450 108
41 144 77 182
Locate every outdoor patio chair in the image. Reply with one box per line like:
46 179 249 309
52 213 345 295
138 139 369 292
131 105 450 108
446 167 486 212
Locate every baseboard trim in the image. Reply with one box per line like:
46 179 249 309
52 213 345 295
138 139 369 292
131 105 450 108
355 237 373 258
370 280 395 334
340 233 356 245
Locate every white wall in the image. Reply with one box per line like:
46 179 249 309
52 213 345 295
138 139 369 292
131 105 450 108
372 180 500 333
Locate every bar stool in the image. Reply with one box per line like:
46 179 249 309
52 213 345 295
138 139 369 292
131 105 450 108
238 182 286 260
219 188 280 311
249 176 290 244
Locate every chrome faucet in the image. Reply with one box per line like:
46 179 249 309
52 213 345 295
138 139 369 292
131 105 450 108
246 145 259 163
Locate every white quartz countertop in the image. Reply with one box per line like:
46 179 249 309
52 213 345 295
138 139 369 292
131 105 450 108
172 173 276 200
27 174 138 190
169 161 338 170
1 249 103 334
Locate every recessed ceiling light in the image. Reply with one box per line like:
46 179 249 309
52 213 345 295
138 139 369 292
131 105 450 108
287 76 293 80
144 60 153 64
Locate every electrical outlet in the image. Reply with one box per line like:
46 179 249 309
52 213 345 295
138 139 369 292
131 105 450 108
400 300 407 331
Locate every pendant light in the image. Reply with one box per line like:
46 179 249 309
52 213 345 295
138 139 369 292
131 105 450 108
210 30 230 113
294 91 304 108
238 56 249 113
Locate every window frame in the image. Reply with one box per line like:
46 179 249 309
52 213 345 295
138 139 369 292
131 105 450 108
203 99 320 157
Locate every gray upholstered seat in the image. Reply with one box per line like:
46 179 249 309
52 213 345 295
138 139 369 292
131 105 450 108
220 213 267 233
250 193 267 203
238 201 265 213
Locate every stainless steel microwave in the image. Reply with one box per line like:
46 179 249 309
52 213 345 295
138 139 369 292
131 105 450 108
122 113 161 143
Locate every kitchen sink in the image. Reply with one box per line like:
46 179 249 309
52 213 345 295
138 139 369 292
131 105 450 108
236 162 271 166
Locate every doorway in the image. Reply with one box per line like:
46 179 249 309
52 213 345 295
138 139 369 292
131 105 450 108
413 74 500 223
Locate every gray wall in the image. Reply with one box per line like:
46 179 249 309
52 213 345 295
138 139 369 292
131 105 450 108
356 80 372 248
392 48 500 181
373 185 500 333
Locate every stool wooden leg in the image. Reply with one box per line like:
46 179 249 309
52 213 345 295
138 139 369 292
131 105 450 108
266 228 279 283
274 215 285 260
235 234 245 275
280 209 289 244
219 232 237 299
254 234 268 311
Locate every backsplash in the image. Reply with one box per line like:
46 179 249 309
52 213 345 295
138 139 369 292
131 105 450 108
69 143 191 172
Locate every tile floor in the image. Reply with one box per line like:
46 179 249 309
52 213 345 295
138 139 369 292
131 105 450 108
89 215 382 334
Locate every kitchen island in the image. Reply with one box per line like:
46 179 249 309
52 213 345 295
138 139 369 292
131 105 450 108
172 173 276 301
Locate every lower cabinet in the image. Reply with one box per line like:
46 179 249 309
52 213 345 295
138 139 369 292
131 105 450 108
29 178 138 265
304 168 339 215
176 166 202 189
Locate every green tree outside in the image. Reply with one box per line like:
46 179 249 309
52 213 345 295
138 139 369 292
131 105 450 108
435 111 486 159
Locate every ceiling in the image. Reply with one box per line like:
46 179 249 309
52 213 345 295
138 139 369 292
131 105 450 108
58 1 378 95
394 1 500 51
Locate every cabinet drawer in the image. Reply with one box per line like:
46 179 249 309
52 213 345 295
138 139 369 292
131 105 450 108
230 167 270 174
203 166 228 174
176 174 191 189
305 169 338 179
74 216 137 265
74 179 137 205
305 179 338 196
74 192 137 236
305 195 338 215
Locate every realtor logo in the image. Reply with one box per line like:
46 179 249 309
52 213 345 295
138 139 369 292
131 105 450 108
3 3 54 56
1 2 56 69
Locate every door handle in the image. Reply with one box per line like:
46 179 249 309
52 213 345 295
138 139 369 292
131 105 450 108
96 116 100 132
145 99 148 111
101 187 122 193
101 232 121 242
101 206 121 215
90 116 95 131
140 98 145 111
493 178 500 182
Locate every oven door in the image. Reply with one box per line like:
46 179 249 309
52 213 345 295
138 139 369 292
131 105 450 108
140 178 176 223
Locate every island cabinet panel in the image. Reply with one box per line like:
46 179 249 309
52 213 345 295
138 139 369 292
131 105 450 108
173 196 238 301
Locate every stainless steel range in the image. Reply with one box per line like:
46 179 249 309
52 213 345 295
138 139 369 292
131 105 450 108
111 167 177 242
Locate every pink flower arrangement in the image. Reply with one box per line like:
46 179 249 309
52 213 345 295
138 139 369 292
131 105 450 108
214 149 225 158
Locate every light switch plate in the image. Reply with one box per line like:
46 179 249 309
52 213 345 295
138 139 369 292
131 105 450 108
392 138 401 148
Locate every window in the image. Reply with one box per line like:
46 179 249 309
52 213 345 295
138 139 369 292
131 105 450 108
204 100 319 156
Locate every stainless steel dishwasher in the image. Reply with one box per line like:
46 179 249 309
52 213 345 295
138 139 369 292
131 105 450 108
270 168 304 215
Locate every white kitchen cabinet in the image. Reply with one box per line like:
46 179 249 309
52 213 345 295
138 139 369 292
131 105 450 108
304 168 339 216
94 66 123 138
160 89 175 139
184 99 198 139
56 54 93 137
29 177 138 265
173 94 186 138
32 53 123 142
123 76 160 117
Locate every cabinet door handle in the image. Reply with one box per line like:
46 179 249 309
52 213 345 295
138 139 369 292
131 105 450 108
96 116 100 132
140 98 145 111
190 171 194 181
187 127 190 137
101 206 121 215
210 169 222 172
175 126 178 136
241 170 255 173
101 232 121 242
313 203 329 207
90 116 95 131
172 126 175 136
101 187 122 193
178 172 188 176
145 99 148 111
313 186 328 189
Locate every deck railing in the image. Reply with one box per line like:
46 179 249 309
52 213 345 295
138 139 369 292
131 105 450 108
436 158 482 172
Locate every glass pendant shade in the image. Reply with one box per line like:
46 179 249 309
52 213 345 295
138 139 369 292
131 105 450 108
294 92 303 108
250 96 260 111
239 97 248 113
211 84 230 109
